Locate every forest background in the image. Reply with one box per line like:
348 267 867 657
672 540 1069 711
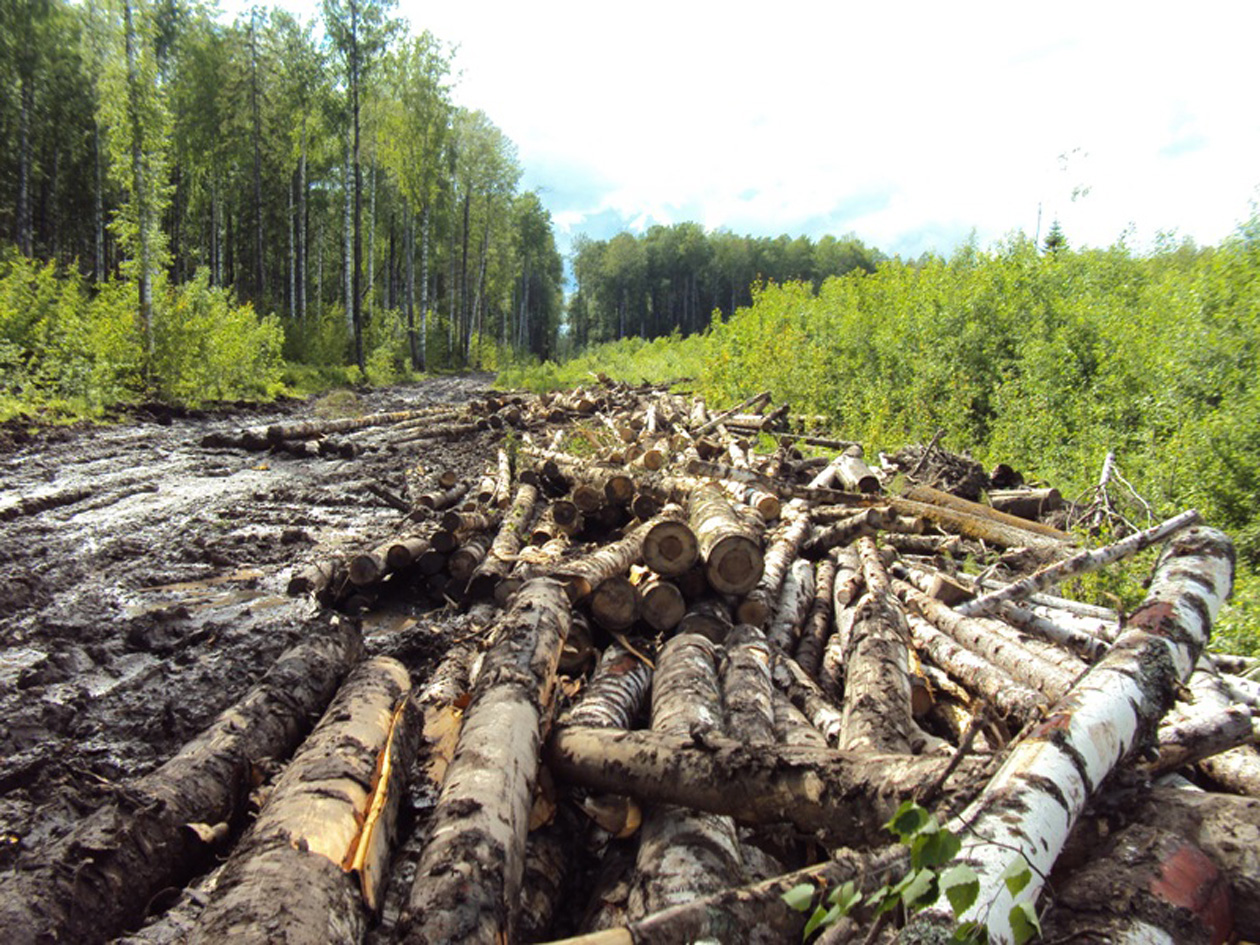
2 0 1259 650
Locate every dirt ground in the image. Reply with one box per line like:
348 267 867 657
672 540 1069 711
0 374 503 942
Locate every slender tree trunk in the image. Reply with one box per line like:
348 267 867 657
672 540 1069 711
343 127 353 334
406 207 417 370
419 201 430 371
350 6 365 372
298 124 307 321
447 189 458 360
94 121 105 282
459 189 471 359
287 169 296 321
367 158 376 315
16 73 33 255
472 206 491 365
249 14 264 304
122 0 152 357
384 213 393 311
210 174 221 287
169 162 181 283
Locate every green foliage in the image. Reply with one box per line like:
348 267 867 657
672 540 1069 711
549 217 1260 653
149 269 285 404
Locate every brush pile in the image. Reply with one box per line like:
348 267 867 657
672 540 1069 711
7 379 1258 945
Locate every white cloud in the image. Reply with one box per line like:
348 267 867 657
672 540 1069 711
264 0 1260 256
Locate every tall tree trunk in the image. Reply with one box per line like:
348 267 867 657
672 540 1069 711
367 158 376 316
384 213 393 312
94 121 105 282
343 127 353 335
249 14 264 305
16 73 33 256
169 163 181 283
350 4 365 372
211 175 221 287
287 168 296 320
406 207 417 370
472 209 491 367
123 0 152 358
419 201 430 371
460 189 471 360
298 124 307 321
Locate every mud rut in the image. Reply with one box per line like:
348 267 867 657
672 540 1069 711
0 375 497 942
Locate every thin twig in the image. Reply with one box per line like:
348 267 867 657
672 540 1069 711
908 428 945 479
917 700 988 807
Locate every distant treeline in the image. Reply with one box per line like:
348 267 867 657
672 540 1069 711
0 0 564 397
566 226 884 348
504 220 1260 652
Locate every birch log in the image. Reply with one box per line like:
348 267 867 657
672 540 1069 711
0 617 363 945
839 537 914 754
690 483 764 595
794 555 837 679
956 509 1202 617
906 526 1234 945
626 634 744 918
399 578 572 945
722 625 777 745
190 658 413 944
737 514 811 626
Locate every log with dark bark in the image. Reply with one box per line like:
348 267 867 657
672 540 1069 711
399 578 572 945
626 633 745 917
722 624 777 745
546 727 986 844
467 483 539 600
0 617 364 945
189 657 415 943
838 537 914 755
987 486 1063 520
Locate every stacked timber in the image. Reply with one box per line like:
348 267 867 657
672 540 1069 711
39 382 1250 945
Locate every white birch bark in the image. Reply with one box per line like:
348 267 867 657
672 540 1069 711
908 527 1233 944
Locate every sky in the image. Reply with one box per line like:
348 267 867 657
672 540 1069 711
236 0 1260 260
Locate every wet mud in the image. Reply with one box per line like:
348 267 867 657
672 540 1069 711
0 376 496 935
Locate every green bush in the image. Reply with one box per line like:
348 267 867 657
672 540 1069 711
150 270 285 404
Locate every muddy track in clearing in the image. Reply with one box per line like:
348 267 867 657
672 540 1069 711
0 375 499 941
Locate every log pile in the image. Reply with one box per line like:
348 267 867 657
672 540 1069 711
16 379 1260 945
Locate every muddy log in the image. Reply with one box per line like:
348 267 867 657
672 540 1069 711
189 658 414 944
737 514 811 627
690 483 765 595
905 527 1234 944
765 557 815 653
546 726 986 844
1149 704 1257 777
677 596 735 643
553 518 654 602
385 534 433 572
497 536 570 605
541 846 906 945
0 618 364 945
819 546 863 699
633 569 687 633
399 578 572 945
794 556 836 680
902 611 1045 726
839 537 914 755
467 483 539 600
897 481 1073 542
414 480 469 512
888 495 1069 554
722 625 778 745
626 633 745 917
265 408 451 443
590 575 643 632
773 650 846 745
562 644 653 730
895 579 1077 701
1039 821 1232 944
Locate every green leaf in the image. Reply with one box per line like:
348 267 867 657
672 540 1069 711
781 883 815 913
950 920 989 944
886 800 933 842
900 867 939 912
1009 901 1042 945
828 880 863 916
912 824 961 869
1001 855 1033 897
802 904 829 939
939 864 980 918
870 884 900 916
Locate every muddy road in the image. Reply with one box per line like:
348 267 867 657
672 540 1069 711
0 375 501 940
